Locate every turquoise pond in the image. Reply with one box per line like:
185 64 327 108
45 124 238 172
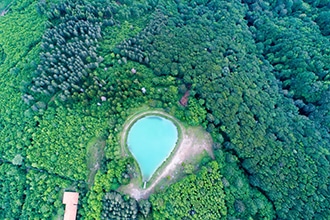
127 115 178 181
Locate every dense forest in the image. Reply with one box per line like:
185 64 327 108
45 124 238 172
1 0 330 219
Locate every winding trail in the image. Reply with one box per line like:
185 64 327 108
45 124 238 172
119 110 213 200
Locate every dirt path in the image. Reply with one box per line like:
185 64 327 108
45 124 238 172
119 110 213 200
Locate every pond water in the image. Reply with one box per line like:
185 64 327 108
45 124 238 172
127 115 178 181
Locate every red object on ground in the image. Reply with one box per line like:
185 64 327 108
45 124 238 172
179 90 190 107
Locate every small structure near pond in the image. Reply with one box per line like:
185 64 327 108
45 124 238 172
179 90 190 107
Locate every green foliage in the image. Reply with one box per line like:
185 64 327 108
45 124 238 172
0 162 77 220
0 0 12 12
132 0 330 218
74 61 154 116
253 15 330 104
0 44 5 65
0 163 26 219
12 154 23 166
26 105 108 180
115 8 167 65
21 170 73 219
244 0 330 132
0 0 45 162
81 132 132 219
316 10 330 36
99 21 144 60
183 98 207 127
217 151 275 219
29 0 105 100
138 199 151 218
0 0 44 74
29 0 159 102
150 160 227 219
101 191 138 220
2 0 330 219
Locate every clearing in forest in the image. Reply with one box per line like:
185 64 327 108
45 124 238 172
86 137 106 188
119 110 214 200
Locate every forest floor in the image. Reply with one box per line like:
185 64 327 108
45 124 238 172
118 110 214 200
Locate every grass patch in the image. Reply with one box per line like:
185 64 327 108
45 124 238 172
86 137 106 188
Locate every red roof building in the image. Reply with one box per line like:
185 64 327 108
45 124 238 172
63 192 79 220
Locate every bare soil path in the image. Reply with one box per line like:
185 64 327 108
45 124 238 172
118 110 213 200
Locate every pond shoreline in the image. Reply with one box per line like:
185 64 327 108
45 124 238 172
118 110 214 200
127 115 179 182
